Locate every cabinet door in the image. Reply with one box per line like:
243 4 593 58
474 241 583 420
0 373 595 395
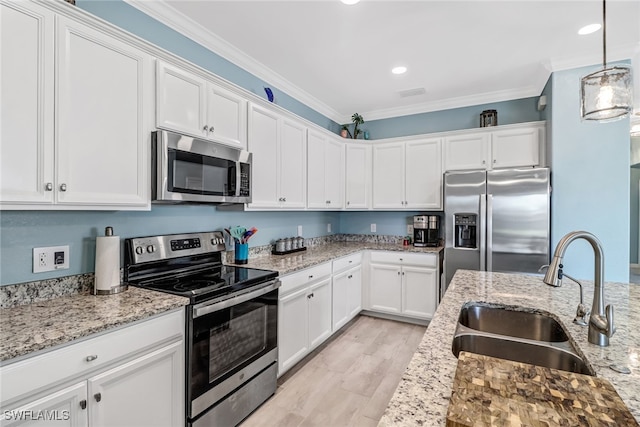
279 118 307 208
444 133 490 171
491 127 540 169
346 266 362 319
331 271 349 332
402 266 438 319
56 17 150 207
306 130 327 209
324 138 344 209
247 104 279 208
207 84 247 149
278 287 309 375
156 61 207 138
308 278 332 349
87 341 183 427
1 381 88 427
368 263 401 313
345 144 370 209
405 138 442 209
0 1 54 206
372 143 404 209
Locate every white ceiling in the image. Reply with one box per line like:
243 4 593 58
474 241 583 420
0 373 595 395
127 0 640 124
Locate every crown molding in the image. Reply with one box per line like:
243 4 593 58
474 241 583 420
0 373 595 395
124 0 344 124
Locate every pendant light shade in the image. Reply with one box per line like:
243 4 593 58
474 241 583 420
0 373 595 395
580 0 633 122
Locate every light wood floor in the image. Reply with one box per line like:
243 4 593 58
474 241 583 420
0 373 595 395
241 315 427 427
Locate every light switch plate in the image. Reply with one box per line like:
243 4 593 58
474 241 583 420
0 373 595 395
407 225 414 235
33 245 69 273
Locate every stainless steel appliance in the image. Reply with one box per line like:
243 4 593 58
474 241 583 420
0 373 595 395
152 130 252 204
124 231 279 427
444 168 550 291
413 215 440 247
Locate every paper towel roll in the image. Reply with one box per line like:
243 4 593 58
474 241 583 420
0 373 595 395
94 228 120 293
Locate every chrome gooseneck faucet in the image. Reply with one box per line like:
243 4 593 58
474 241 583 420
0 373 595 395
543 231 615 346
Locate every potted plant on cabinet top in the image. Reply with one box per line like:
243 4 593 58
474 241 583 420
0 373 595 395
341 113 365 139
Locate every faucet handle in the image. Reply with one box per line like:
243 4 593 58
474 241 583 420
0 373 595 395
605 304 616 337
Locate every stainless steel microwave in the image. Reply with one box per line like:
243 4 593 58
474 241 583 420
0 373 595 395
152 130 252 204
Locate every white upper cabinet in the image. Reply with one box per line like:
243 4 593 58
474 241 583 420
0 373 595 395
156 61 247 149
56 16 151 208
373 138 442 210
307 131 344 209
444 122 544 171
491 125 541 169
247 103 306 209
344 143 371 209
0 1 55 206
1 4 151 210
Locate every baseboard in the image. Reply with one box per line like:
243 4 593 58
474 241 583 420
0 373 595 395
360 310 430 326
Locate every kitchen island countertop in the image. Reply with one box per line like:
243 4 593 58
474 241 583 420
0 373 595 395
378 269 640 425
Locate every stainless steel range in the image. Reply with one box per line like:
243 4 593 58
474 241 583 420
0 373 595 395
124 231 279 427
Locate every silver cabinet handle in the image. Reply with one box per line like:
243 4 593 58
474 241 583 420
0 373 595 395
203 125 208 132
59 183 67 192
209 126 215 132
85 355 98 362
94 393 102 403
45 182 53 191
80 400 87 410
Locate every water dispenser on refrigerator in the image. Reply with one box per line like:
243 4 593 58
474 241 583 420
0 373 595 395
454 214 477 249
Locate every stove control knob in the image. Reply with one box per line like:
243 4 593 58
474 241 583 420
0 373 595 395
146 245 155 253
211 238 218 245
135 246 144 255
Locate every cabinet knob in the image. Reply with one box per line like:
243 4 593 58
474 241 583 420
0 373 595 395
397 271 401 275
326 200 330 204
94 393 102 403
85 355 98 362
493 159 497 163
59 183 67 192
45 182 53 191
80 400 87 410
347 201 350 205
209 126 215 133
283 197 286 202
308 275 314 279
203 125 208 132
482 160 486 165
348 274 353 279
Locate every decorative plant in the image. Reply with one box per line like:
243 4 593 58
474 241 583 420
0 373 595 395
342 113 365 139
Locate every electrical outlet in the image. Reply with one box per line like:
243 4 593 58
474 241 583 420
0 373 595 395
371 224 377 233
33 245 70 273
407 225 414 235
327 223 332 233
297 225 303 237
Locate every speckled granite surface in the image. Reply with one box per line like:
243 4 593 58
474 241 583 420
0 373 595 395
0 287 188 362
378 270 640 425
227 241 442 275
0 274 95 309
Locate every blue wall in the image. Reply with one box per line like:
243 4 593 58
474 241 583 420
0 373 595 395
547 64 630 282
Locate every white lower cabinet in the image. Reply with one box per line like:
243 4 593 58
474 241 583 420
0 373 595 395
331 253 363 331
0 310 184 427
277 263 332 376
367 252 439 320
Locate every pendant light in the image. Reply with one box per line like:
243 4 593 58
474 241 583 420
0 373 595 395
580 0 633 122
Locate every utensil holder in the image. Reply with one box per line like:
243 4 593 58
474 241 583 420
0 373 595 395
235 243 249 264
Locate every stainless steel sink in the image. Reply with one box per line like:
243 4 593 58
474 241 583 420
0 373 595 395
452 334 593 375
457 302 569 342
452 302 595 376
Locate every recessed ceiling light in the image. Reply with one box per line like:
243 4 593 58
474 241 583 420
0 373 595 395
392 66 407 75
341 0 360 5
578 23 601 35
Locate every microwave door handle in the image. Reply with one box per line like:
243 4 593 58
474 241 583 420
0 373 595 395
235 162 242 197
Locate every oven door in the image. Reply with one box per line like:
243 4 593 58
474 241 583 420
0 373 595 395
187 280 279 420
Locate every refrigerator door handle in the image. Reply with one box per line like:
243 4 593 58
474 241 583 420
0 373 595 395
479 194 486 271
486 194 494 272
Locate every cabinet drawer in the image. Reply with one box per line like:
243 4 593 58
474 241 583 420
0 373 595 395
279 262 332 296
332 252 362 273
0 309 184 404
369 251 437 268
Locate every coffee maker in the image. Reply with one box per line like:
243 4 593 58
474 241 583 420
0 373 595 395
413 215 440 247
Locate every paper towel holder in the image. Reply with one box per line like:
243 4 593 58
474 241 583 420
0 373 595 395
94 226 128 296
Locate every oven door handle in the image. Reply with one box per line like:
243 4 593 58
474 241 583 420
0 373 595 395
193 279 280 318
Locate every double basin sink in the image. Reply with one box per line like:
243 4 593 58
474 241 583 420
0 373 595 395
452 302 594 376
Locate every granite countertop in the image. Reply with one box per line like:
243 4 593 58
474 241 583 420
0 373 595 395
0 287 189 363
379 269 640 425
231 241 443 275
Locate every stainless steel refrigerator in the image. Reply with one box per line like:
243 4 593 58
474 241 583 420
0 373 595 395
443 168 550 290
